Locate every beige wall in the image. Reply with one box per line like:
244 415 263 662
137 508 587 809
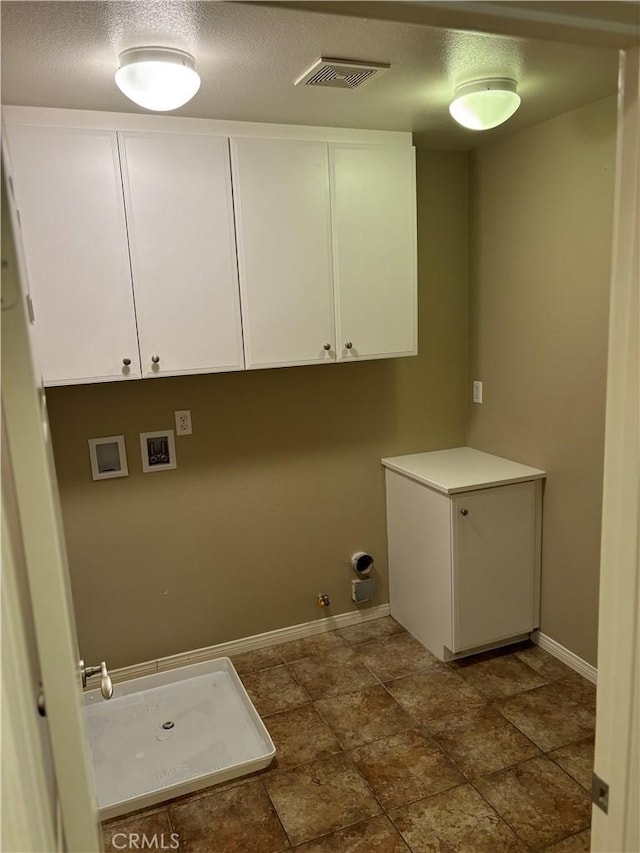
46 150 469 669
467 97 617 666
48 102 617 673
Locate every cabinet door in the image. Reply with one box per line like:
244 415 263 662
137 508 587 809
452 482 537 652
4 125 140 385
231 138 335 369
119 132 244 377
330 144 417 361
386 470 453 659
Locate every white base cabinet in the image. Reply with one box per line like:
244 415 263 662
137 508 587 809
383 447 546 661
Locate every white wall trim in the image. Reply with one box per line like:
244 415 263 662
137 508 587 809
531 630 598 685
108 605 391 684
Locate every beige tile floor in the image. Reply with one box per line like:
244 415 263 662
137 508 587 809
102 617 596 853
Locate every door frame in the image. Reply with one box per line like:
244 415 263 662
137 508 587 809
1 422 60 853
591 45 640 853
1 171 101 851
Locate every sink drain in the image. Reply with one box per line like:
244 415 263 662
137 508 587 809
162 721 175 730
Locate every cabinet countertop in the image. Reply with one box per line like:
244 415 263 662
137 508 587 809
381 446 546 495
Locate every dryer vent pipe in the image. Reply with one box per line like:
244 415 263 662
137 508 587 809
351 551 374 576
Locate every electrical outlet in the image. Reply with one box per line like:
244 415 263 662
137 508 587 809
174 410 192 435
473 381 483 404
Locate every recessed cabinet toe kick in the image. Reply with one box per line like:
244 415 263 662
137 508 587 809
382 447 546 661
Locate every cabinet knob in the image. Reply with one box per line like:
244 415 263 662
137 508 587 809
345 342 353 350
151 355 160 364
459 508 469 516
323 343 331 351
122 358 131 366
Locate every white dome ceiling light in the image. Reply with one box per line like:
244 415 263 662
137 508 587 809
449 78 521 131
115 47 201 112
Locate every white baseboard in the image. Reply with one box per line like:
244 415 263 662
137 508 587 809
531 630 598 685
109 604 392 684
109 661 159 684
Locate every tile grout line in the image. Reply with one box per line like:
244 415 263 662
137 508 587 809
103 626 594 850
467 753 592 850
532 826 592 853
257 777 294 851
466 770 537 850
489 695 595 754
340 738 389 817
365 643 593 850
252 635 383 848
545 743 594 791
257 626 424 849
273 634 538 847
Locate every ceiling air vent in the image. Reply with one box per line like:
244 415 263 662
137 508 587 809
295 58 390 90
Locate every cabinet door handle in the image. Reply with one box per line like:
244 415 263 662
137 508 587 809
459 508 469 516
122 358 131 366
151 355 160 364
37 683 46 717
345 342 353 350
323 343 331 351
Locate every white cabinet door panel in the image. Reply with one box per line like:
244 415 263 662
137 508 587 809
330 144 417 361
452 482 537 652
231 138 335 369
119 132 244 377
4 125 140 385
386 470 453 658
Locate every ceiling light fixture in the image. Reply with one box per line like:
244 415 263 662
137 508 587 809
115 47 200 112
449 78 521 131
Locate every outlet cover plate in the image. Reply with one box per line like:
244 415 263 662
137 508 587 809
175 410 192 435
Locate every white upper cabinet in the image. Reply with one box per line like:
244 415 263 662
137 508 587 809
232 138 417 370
3 125 141 385
231 138 336 369
330 144 417 361
119 132 244 377
3 108 417 385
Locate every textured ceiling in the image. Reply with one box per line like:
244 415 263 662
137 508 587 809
0 1 627 149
